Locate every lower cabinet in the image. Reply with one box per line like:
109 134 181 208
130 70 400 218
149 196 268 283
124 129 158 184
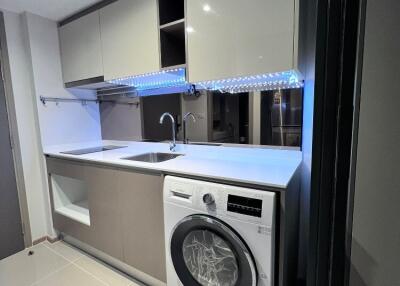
46 158 166 282
118 170 166 282
85 165 123 260
47 158 94 246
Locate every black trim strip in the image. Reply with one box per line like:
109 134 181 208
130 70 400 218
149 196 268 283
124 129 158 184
64 76 105 88
307 0 364 285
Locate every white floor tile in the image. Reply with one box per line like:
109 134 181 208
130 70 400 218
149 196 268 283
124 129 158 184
0 244 70 286
74 255 139 286
0 242 151 286
44 241 84 262
32 264 106 286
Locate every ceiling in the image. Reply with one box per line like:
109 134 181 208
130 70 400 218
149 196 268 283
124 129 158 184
0 0 103 21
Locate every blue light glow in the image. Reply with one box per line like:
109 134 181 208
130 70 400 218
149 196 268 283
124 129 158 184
107 68 187 91
106 68 303 95
195 70 304 93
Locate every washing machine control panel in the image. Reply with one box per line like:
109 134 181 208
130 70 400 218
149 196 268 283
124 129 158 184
227 194 263 217
164 176 275 226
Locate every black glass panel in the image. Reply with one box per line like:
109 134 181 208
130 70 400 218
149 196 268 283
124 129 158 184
227 195 262 217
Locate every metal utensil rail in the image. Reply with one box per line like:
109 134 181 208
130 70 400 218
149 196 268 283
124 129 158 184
39 96 139 107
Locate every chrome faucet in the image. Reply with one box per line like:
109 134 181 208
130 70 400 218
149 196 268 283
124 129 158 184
159 112 176 151
183 112 196 144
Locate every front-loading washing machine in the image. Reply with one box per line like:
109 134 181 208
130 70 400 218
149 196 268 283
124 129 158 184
163 176 276 286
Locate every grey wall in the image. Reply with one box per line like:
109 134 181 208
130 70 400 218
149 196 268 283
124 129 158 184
100 101 142 141
350 0 400 285
181 92 209 142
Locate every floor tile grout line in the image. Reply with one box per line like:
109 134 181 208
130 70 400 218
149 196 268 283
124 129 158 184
40 242 139 286
71 260 111 286
29 243 107 286
42 241 82 263
43 241 110 286
28 262 72 286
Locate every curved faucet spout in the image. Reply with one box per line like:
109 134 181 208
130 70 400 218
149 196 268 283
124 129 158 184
184 112 196 123
159 112 176 151
183 112 196 144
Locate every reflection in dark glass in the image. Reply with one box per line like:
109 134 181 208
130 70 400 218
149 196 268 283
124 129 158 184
211 92 249 144
140 89 303 147
260 89 303 147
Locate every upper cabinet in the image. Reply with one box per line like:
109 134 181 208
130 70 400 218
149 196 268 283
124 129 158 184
59 11 103 83
186 0 299 83
100 0 160 81
58 0 301 90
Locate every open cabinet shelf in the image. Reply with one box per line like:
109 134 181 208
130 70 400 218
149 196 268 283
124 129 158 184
160 20 186 68
51 174 91 226
158 0 185 25
54 200 90 226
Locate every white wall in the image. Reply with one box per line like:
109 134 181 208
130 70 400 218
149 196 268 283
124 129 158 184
2 10 102 241
350 0 400 285
23 12 101 147
2 10 49 241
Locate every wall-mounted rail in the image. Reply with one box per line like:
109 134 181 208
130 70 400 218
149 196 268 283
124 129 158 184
39 96 140 108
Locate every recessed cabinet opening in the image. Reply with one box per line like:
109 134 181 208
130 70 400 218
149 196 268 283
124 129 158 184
158 0 184 25
160 21 186 68
51 174 91 226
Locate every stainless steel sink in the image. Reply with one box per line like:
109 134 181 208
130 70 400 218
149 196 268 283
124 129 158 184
122 152 183 163
189 142 222 146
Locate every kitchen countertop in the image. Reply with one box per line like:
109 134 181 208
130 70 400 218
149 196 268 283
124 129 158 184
44 140 302 189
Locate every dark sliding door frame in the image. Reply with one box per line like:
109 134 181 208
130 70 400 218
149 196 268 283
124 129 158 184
308 0 366 285
0 12 32 248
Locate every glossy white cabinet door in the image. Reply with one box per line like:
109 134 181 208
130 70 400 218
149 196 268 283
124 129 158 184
59 11 103 83
187 0 297 82
100 0 160 80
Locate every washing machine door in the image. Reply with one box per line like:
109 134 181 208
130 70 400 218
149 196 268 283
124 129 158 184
170 214 257 286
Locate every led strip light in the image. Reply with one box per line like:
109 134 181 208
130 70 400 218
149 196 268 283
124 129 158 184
107 68 303 94
195 70 304 94
107 68 188 91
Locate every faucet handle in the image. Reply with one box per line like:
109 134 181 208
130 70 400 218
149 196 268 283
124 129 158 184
169 141 176 152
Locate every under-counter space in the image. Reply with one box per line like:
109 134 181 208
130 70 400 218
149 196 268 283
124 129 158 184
44 140 302 189
45 141 301 286
46 157 166 285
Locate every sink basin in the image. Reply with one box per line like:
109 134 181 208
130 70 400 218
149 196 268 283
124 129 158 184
189 142 222 146
122 152 183 163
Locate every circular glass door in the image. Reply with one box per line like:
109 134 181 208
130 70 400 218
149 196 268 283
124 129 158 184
170 215 257 286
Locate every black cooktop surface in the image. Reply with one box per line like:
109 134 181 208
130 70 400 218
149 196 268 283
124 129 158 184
61 145 126 155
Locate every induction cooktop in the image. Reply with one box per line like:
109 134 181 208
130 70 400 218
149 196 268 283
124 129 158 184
61 145 126 155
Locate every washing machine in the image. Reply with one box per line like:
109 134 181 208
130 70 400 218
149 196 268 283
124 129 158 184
164 176 276 286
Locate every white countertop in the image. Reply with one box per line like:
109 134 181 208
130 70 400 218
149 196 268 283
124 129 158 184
44 140 302 189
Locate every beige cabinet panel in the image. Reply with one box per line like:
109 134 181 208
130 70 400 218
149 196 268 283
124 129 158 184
187 0 297 82
85 165 123 260
100 0 160 80
47 158 94 245
47 158 166 282
117 170 166 282
59 11 103 83
47 159 123 260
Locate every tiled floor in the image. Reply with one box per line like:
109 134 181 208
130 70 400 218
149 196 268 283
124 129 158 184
0 241 143 286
